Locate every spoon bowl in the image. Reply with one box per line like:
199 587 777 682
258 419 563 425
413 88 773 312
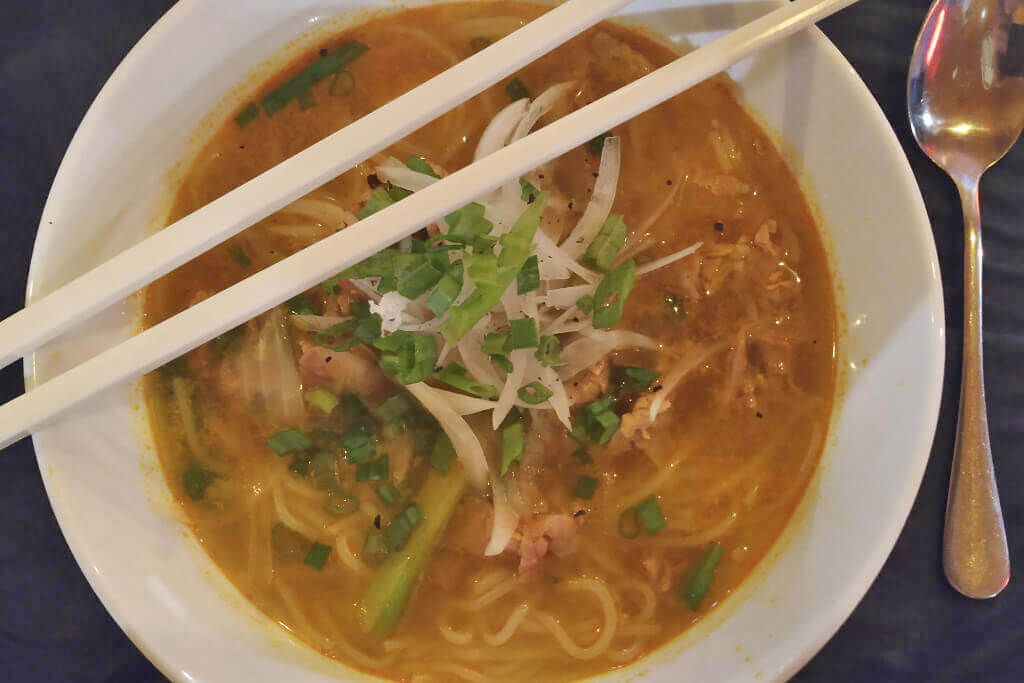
907 0 1023 599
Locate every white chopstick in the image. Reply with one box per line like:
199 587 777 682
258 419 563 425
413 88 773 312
0 0 633 372
0 0 860 450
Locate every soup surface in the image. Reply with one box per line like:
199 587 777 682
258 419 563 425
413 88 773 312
144 3 835 681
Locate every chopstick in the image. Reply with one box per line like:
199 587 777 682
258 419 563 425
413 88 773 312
0 0 634 372
0 0 860 450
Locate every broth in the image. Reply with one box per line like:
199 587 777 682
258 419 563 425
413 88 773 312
143 3 835 681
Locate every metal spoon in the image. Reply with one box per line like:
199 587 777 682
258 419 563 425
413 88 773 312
908 0 1023 599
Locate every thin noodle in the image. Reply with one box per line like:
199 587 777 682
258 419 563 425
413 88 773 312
312 601 395 670
535 578 617 660
482 602 530 646
417 664 486 683
615 579 657 620
272 479 323 539
462 576 518 610
333 529 372 578
439 621 474 645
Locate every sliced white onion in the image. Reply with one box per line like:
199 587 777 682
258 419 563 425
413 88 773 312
290 314 349 333
475 99 529 161
510 81 576 144
560 136 621 259
535 230 600 284
376 157 440 192
557 336 614 381
485 474 519 556
635 242 703 277
279 197 357 230
539 364 571 429
540 284 595 309
579 328 659 350
493 349 529 429
348 278 383 303
427 388 497 416
648 342 729 421
405 382 489 491
458 314 501 387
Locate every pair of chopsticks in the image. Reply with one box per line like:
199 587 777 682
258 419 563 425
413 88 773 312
0 0 859 450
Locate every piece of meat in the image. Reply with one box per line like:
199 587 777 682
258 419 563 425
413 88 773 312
763 266 802 305
753 219 779 256
617 394 667 442
565 358 610 406
298 342 392 398
507 514 579 580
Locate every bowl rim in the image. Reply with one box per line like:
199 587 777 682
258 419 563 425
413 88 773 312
26 1 946 681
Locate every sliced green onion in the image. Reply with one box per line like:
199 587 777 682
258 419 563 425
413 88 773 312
407 156 440 178
234 103 260 129
310 452 338 490
297 89 316 110
397 261 444 299
287 294 318 315
350 300 371 318
587 131 612 155
374 332 438 385
387 503 423 552
425 262 464 317
430 433 456 475
664 291 687 320
375 394 414 432
516 255 540 294
520 178 540 202
339 249 425 279
304 542 332 570
342 432 376 464
376 483 401 506
362 528 390 567
435 363 499 399
615 366 660 392
682 542 724 610
445 203 492 245
573 476 598 500
491 354 514 373
535 335 561 367
505 77 530 101
358 186 397 220
482 333 509 355
582 397 620 445
618 508 641 539
470 36 491 52
337 394 375 434
507 318 539 350
467 251 498 287
288 455 310 477
182 464 213 500
572 447 594 465
635 496 667 535
378 276 397 293
441 193 549 344
501 422 524 475
357 456 390 482
324 490 360 516
266 428 313 455
315 314 381 352
263 40 368 116
576 294 594 315
593 260 636 329
228 244 251 269
517 382 552 405
305 388 340 415
584 214 628 272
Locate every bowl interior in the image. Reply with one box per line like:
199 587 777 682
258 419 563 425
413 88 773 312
27 1 943 681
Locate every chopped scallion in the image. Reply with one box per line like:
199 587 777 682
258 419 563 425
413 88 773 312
397 261 444 299
593 260 636 329
228 244 251 269
516 255 540 293
584 214 628 272
482 333 509 355
517 382 553 405
505 77 530 101
430 433 456 475
491 354 514 373
342 432 376 464
573 476 598 500
358 186 397 220
507 318 539 350
501 422 524 475
376 483 401 506
587 132 612 155
266 428 313 455
520 178 540 202
386 503 423 551
263 40 368 116
182 464 213 500
324 490 360 516
362 528 390 567
407 156 440 178
357 455 390 482
682 542 724 610
310 452 338 490
287 294 318 315
305 388 340 415
576 294 594 315
234 103 260 129
535 335 561 367
615 366 660 392
304 542 332 570
635 496 667 535
435 363 499 399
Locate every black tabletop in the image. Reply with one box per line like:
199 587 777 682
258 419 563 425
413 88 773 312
1 1 1021 681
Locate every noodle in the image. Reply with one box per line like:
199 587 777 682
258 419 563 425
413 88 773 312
482 602 531 646
535 578 618 661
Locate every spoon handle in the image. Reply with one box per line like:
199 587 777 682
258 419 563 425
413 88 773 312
944 180 1010 599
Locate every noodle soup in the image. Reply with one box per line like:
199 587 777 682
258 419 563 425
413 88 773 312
144 3 835 680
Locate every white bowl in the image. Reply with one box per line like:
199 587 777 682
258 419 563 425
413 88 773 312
27 1 944 681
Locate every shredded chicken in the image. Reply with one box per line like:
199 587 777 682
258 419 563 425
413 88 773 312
618 394 667 441
565 357 610 406
641 552 673 593
298 342 392 398
692 170 752 198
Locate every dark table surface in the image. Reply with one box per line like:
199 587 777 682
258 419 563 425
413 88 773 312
1 1 1021 681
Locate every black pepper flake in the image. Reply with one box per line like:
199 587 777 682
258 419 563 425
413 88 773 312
573 509 587 518
527 193 536 204
568 201 574 210
666 179 673 186
538 174 545 179
319 48 328 57
714 222 724 233
373 515 382 529
239 145 246 150
367 173 382 189
812 339 818 345
325 356 333 364
756 411 764 419
652 384 663 393
592 172 599 178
